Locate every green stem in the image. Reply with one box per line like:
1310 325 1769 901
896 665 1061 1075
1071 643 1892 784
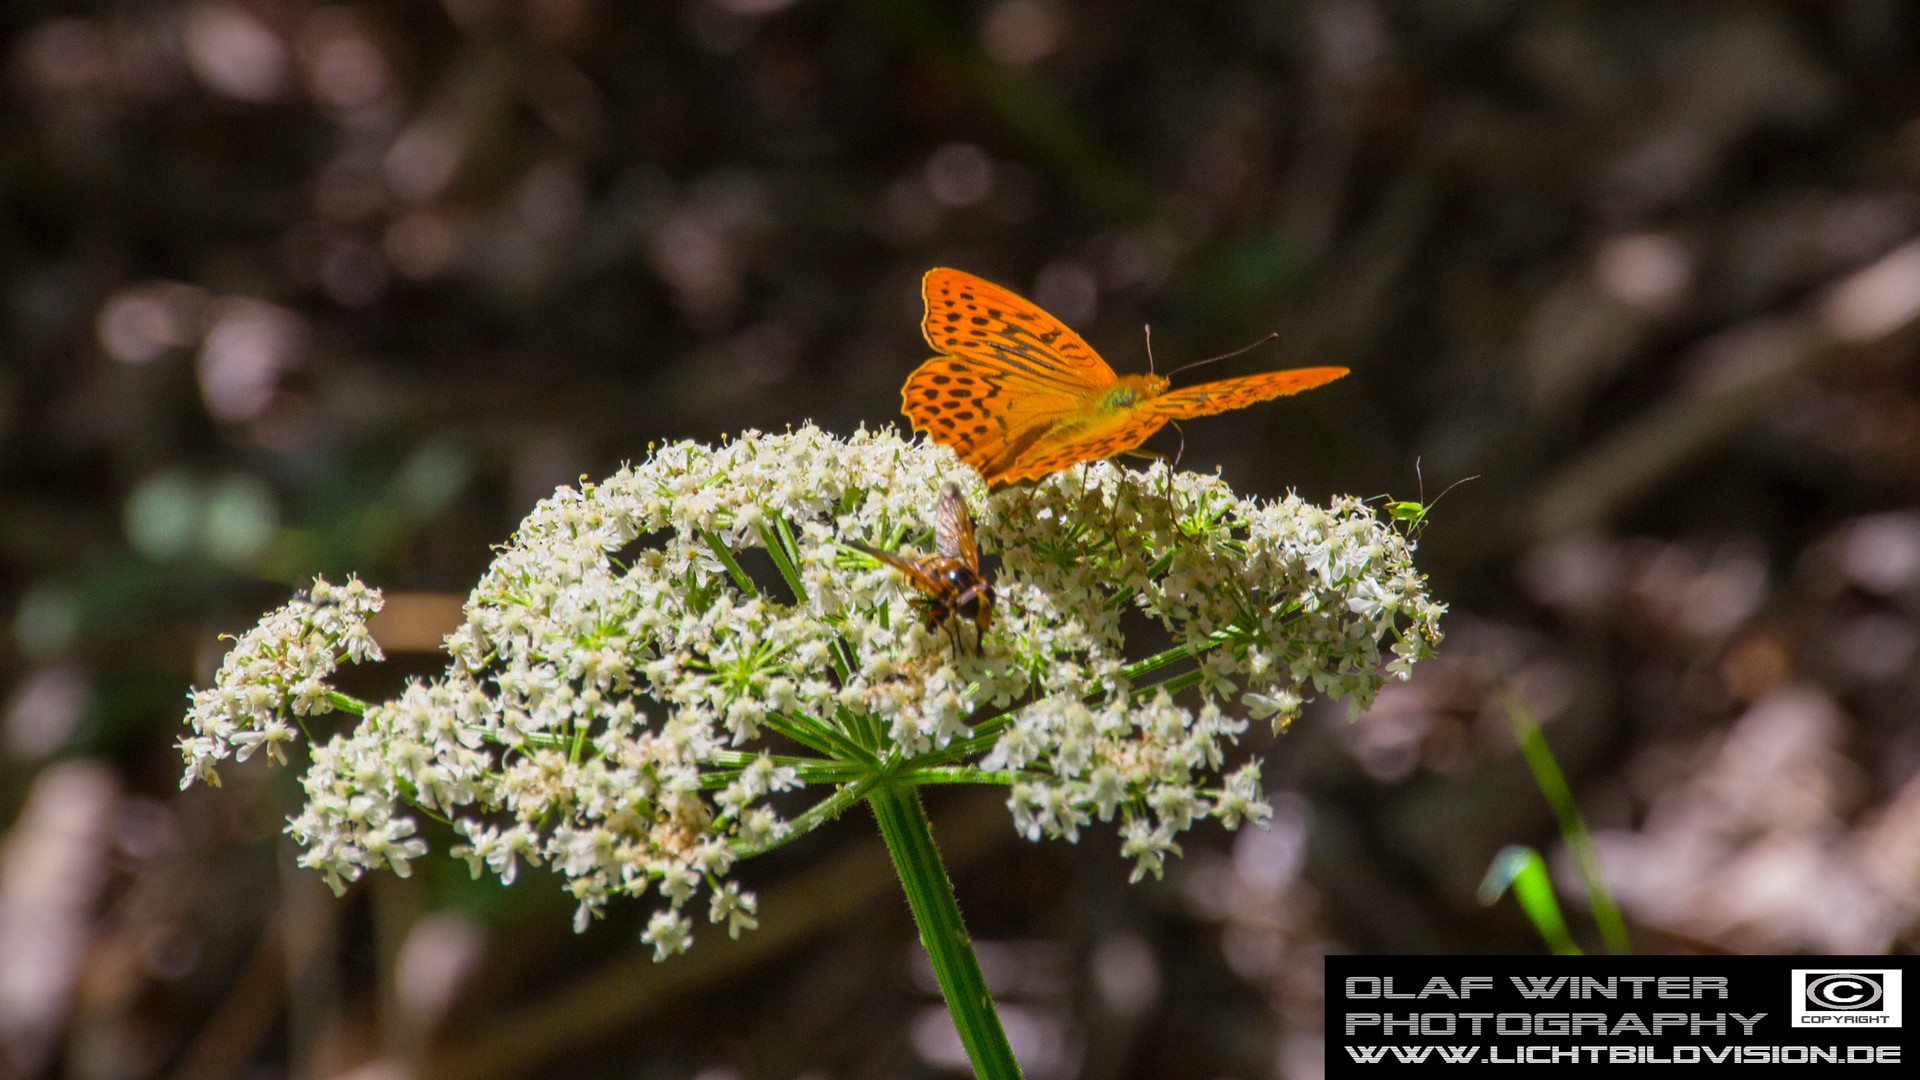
757 520 809 603
325 690 369 714
867 784 1022 1080
766 709 872 764
702 529 758 596
728 775 880 861
895 766 1029 786
704 750 839 770
699 762 866 789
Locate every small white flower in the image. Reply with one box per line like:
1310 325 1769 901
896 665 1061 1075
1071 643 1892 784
709 882 759 938
1119 818 1182 883
645 907 698 957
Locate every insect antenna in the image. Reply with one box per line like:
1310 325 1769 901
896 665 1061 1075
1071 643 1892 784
1163 331 1281 380
1143 324 1156 375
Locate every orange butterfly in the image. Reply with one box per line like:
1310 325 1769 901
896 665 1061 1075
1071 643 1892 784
903 268 1349 490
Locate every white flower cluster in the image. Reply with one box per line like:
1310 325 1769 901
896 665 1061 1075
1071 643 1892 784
179 575 384 786
180 425 1443 957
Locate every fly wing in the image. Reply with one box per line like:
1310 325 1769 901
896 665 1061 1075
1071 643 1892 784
848 540 944 597
932 482 979 570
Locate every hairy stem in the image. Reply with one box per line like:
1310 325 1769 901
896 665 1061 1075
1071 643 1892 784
867 783 1022 1079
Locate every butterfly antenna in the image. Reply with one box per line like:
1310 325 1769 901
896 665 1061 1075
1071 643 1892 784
1143 324 1156 375
1163 331 1282 380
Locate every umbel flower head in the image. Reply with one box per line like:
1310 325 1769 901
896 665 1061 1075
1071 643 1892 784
180 425 1442 959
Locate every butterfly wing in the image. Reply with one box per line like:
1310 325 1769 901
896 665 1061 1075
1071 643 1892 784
1145 367 1350 421
919 268 1116 391
902 355 1076 481
975 409 1173 489
932 481 978 569
983 367 1351 487
906 269 1123 485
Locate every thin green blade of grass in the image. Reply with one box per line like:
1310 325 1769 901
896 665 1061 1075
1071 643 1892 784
1480 844 1582 956
1503 691 1632 955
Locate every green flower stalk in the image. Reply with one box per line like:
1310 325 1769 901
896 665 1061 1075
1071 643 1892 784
179 425 1443 1076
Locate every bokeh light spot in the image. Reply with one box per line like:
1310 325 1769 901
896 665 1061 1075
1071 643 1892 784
925 143 995 208
182 2 289 102
124 470 203 561
196 300 307 422
980 0 1064 67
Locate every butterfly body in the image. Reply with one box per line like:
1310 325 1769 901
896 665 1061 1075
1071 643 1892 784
852 482 994 641
1097 376 1166 411
904 268 1349 489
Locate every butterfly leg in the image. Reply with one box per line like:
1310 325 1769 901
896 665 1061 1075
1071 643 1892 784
1102 481 1130 563
1127 421 1185 532
1067 453 1113 530
1074 462 1126 560
1106 445 1177 558
1149 421 1185 519
1086 458 1133 563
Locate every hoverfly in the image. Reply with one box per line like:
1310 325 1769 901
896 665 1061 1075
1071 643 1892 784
850 481 995 647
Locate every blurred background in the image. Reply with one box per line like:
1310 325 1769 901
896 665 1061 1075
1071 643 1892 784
5 1 1920 1077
